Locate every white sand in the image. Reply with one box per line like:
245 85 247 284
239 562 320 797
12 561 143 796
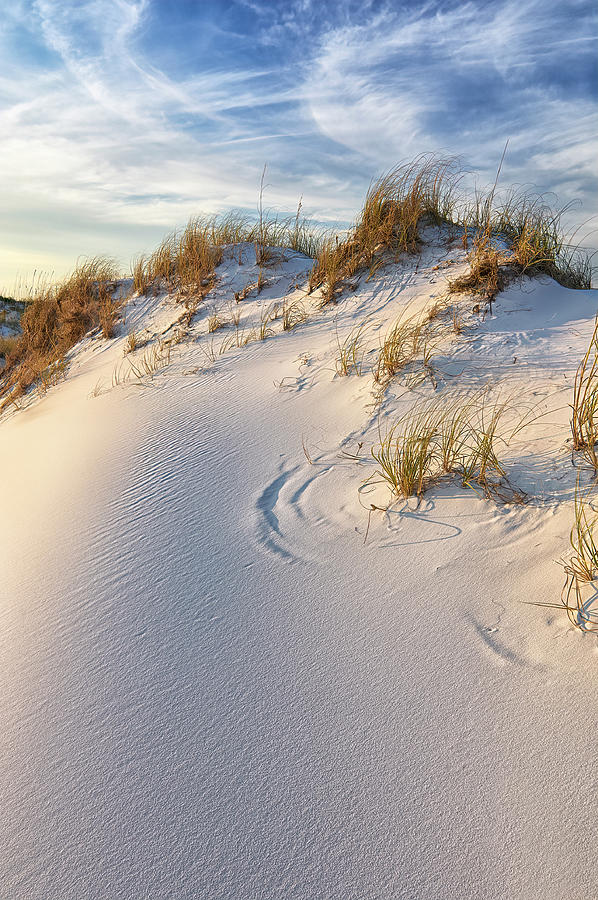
1 234 597 899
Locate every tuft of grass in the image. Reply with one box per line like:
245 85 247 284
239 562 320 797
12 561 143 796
132 255 150 295
454 178 595 297
308 235 357 304
37 355 68 393
449 230 507 303
371 405 442 498
132 213 253 298
571 317 598 472
354 155 462 260
369 391 527 502
373 315 434 383
227 302 242 328
309 154 463 304
255 302 279 340
207 307 227 333
282 298 307 331
117 339 173 382
529 479 598 632
0 335 19 364
0 256 119 404
336 320 372 376
125 330 138 354
98 286 120 339
558 479 598 632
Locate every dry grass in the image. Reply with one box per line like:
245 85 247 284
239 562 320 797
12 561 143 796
559 480 598 632
449 231 508 303
125 330 138 354
369 391 528 502
4 153 593 409
309 155 463 303
134 174 322 301
528 325 598 632
282 298 308 331
37 355 69 393
354 155 462 260
571 317 598 471
452 175 594 299
133 212 259 300
227 302 242 328
0 257 119 404
373 315 434 383
98 288 121 339
217 328 248 354
137 218 221 293
530 478 598 633
252 302 280 341
0 335 19 364
111 339 173 387
371 404 442 498
207 307 227 333
308 235 359 304
336 320 372 376
132 255 150 295
127 341 172 378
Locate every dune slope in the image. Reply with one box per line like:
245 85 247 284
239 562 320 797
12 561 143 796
1 236 597 899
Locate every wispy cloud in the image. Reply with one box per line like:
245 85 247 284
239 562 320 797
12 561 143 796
303 2 598 210
0 0 596 288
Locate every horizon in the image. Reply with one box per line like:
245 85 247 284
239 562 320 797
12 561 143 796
1 0 597 292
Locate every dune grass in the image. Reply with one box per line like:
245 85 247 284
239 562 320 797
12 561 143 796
335 320 372 376
571 316 598 472
370 391 528 502
373 315 435 384
282 298 308 332
2 152 594 408
0 335 19 363
134 206 323 300
0 257 119 405
207 307 228 333
531 477 598 633
309 154 463 304
526 322 598 632
536 324 598 632
559 479 598 633
463 185 594 289
309 152 594 307
450 179 594 301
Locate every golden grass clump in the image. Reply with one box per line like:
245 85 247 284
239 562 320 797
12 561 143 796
558 480 598 633
529 326 598 632
176 217 222 286
309 154 462 304
335 320 372 376
373 315 434 383
133 206 323 306
0 256 119 403
355 155 462 261
452 181 594 299
125 329 138 354
571 316 598 472
0 335 19 364
532 476 598 633
449 231 507 302
207 307 227 333
308 235 358 303
282 299 307 331
370 391 527 502
134 214 250 297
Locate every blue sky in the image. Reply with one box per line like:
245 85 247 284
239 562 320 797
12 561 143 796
0 0 596 289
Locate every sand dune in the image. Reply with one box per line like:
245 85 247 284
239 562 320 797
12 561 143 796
1 233 597 899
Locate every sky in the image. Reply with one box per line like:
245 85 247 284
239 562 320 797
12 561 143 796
0 0 597 290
